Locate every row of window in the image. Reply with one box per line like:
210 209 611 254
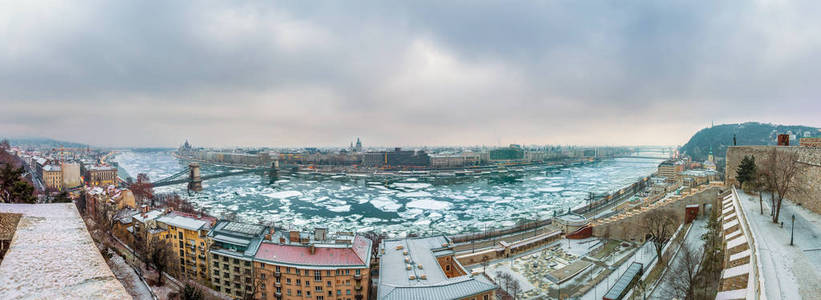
263 265 362 277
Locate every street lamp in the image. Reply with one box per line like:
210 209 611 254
790 214 795 246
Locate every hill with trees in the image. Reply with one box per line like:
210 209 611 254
681 122 818 164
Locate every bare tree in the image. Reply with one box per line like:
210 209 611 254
761 148 804 223
643 209 680 265
661 243 703 300
147 236 175 286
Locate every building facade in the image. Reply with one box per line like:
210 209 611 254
208 221 269 299
85 165 118 186
41 164 63 191
254 235 372 300
156 211 216 283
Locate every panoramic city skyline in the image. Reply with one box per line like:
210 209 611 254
3 1 821 147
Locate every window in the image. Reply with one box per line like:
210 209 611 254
355 269 360 275
233 258 239 264
326 281 331 287
317 297 324 300
179 249 184 256
214 270 220 276
346 289 351 295
296 279 301 285
276 266 280 272
315 286 322 292
213 261 219 267
483 295 489 300
345 270 350 275
261 273 266 280
446 265 450 271
286 278 291 284
307 291 311 297
306 280 310 287
226 288 232 294
315 271 322 281
178 231 183 239
287 289 292 296
261 292 266 298
178 241 183 248
337 290 341 295
223 256 229 262
297 290 302 296
326 270 331 276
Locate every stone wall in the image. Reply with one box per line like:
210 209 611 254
591 186 722 241
725 146 821 215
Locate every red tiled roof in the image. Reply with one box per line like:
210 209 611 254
255 236 371 267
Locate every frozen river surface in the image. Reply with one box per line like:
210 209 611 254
115 151 663 236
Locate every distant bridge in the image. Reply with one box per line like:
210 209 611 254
151 161 278 191
613 155 670 160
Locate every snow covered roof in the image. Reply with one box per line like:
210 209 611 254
255 235 371 269
0 203 129 299
42 164 61 171
723 219 739 231
378 236 496 300
722 263 751 279
715 289 748 300
726 235 748 250
157 214 208 231
132 210 163 223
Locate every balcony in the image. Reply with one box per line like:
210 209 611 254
274 282 281 288
353 274 362 280
274 291 282 297
274 271 281 277
355 285 363 291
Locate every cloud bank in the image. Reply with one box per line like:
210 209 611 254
2 1 820 147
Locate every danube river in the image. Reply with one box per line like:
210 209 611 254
114 151 664 236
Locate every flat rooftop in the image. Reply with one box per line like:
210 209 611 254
378 236 496 300
0 203 129 299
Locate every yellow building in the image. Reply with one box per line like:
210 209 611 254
156 211 216 283
42 164 63 191
254 235 373 300
85 165 118 186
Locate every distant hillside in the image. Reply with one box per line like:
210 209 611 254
681 122 819 163
1 137 90 149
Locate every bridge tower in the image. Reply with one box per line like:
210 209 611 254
188 162 202 192
268 160 279 184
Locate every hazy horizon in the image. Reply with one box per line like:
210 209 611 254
3 1 821 147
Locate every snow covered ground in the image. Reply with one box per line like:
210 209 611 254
649 218 708 299
107 251 154 300
0 203 130 299
736 190 821 299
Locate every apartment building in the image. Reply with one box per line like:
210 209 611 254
156 211 216 282
208 221 269 299
253 235 372 300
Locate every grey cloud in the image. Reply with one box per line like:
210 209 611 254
1 1 820 147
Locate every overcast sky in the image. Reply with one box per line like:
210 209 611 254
2 1 820 148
